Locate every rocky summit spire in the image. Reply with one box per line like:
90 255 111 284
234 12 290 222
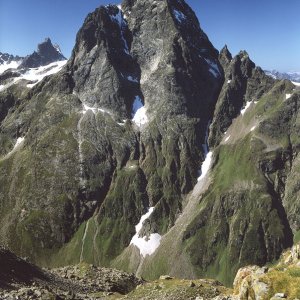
219 44 232 68
19 37 66 69
68 4 140 119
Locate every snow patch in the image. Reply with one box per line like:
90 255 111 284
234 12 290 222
132 96 148 127
13 137 25 151
197 122 213 182
82 103 112 116
204 58 221 78
173 9 186 22
285 93 292 100
54 44 63 55
2 137 25 159
240 101 252 115
225 135 230 142
130 207 162 257
250 126 256 132
24 60 67 88
292 81 300 86
0 60 21 74
227 79 232 84
127 75 138 83
197 151 213 182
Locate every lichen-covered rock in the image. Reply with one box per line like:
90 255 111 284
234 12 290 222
233 266 269 300
230 243 300 299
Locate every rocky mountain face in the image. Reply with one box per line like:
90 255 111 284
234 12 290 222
0 0 300 290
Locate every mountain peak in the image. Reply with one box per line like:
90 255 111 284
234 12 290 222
238 50 249 59
19 38 66 69
219 44 232 67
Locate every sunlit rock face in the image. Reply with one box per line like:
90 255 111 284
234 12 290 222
0 0 298 287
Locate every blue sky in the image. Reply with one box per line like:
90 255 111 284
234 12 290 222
0 0 299 71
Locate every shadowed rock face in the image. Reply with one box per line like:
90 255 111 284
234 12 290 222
0 0 299 287
19 38 66 69
0 247 49 289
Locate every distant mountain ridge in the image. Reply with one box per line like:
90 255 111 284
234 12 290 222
0 38 66 74
265 69 300 82
19 38 66 69
0 38 67 90
0 53 23 65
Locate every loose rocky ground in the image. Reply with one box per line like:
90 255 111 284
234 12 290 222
1 244 300 299
0 247 142 299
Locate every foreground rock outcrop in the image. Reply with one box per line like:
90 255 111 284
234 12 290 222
232 243 300 300
0 247 142 299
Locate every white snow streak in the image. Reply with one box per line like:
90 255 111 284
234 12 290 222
127 75 138 83
117 121 126 126
250 126 256 132
1 137 25 160
204 58 221 78
285 93 292 100
132 96 148 127
225 135 230 142
197 122 213 182
240 101 252 115
130 207 162 257
82 103 112 116
227 79 232 84
197 151 213 182
13 137 25 150
173 9 186 22
292 81 300 86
